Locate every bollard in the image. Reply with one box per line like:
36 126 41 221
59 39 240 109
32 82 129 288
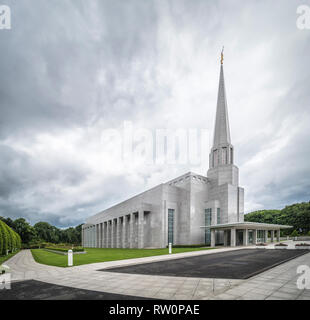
169 243 172 254
68 249 73 267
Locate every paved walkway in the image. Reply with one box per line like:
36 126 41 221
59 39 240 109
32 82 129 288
3 245 310 300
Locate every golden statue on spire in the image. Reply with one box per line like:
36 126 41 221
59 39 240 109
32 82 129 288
221 46 224 65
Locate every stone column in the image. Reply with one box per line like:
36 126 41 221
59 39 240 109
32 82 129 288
271 230 274 243
90 227 92 247
96 224 99 248
111 220 115 248
243 229 248 246
253 229 257 245
104 222 107 248
231 228 236 247
211 229 216 247
116 218 120 248
81 228 84 247
122 216 127 248
277 229 280 242
85 228 88 247
106 221 110 248
129 213 134 248
138 210 144 248
99 223 102 248
94 226 96 247
224 230 228 246
265 230 268 243
90 227 93 247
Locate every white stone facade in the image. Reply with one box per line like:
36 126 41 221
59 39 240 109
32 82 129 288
82 60 247 248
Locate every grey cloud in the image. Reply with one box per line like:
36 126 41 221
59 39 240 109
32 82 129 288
0 0 309 227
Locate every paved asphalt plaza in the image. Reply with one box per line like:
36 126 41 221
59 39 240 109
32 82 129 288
0 280 153 300
1 243 310 300
102 249 308 279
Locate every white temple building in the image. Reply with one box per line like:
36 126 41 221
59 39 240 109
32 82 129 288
82 53 291 248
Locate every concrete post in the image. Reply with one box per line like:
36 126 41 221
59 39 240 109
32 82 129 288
169 243 172 254
231 228 236 247
277 229 280 242
243 229 248 246
271 230 274 243
265 230 268 243
253 229 257 245
68 250 73 267
138 210 144 248
211 229 216 247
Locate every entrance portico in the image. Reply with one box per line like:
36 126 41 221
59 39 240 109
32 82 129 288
202 222 292 247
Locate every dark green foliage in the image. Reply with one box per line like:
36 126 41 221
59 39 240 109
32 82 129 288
290 230 299 237
0 220 21 255
45 246 84 253
0 216 82 246
245 201 310 235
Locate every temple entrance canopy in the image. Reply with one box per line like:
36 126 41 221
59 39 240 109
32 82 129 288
201 222 292 247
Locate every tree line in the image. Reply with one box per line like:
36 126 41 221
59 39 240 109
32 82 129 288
0 217 82 247
244 201 310 236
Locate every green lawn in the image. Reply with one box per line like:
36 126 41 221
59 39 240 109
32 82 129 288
0 250 20 265
31 247 212 268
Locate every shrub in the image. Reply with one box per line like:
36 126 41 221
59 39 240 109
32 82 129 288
0 221 9 255
295 243 310 246
0 222 3 255
275 243 288 246
45 246 84 252
290 230 299 237
0 220 22 255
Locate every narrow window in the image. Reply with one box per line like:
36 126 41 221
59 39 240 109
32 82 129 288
205 208 212 245
168 209 174 245
217 208 221 224
222 147 227 164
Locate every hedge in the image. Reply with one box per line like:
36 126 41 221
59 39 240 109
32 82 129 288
0 220 21 255
45 246 84 253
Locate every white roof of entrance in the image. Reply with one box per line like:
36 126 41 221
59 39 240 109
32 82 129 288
200 222 292 230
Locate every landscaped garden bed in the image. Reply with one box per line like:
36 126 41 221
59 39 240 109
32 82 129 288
44 246 86 255
45 246 84 253
295 243 310 249
275 243 288 249
256 243 268 248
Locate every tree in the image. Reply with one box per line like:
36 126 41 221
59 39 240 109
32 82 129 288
290 230 299 237
0 220 21 255
13 218 37 244
245 202 310 236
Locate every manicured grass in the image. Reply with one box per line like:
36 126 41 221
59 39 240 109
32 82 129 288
31 247 213 268
0 250 20 265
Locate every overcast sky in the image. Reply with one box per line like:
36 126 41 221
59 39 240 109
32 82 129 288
0 0 309 227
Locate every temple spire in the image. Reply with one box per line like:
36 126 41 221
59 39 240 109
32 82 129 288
213 49 231 147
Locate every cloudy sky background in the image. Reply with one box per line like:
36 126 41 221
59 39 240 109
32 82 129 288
0 0 309 227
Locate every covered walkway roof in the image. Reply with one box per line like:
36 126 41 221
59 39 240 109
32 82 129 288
200 222 292 230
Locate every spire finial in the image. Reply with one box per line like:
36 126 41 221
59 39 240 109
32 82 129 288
221 46 224 65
